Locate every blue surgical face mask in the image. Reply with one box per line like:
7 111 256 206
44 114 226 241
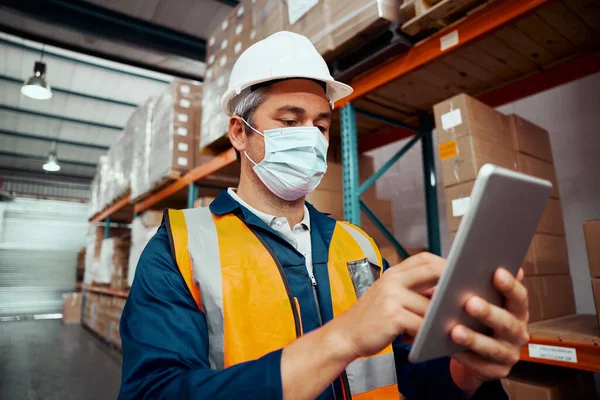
241 118 328 201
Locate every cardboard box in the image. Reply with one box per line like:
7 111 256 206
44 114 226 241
537 198 565 236
584 220 600 277
306 189 393 225
523 275 576 322
502 363 597 400
444 181 474 232
252 0 286 40
509 114 553 163
62 293 82 324
434 93 512 149
592 278 600 329
328 0 400 57
318 155 377 199
522 234 570 276
283 0 335 55
439 135 517 187
517 153 559 199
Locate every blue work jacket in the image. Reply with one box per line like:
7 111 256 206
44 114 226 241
119 191 507 399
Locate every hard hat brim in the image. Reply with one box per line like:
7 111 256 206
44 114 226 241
221 76 353 116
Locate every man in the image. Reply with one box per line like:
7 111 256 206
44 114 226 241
119 32 529 399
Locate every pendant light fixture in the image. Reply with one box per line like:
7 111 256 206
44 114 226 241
42 142 61 172
21 45 52 100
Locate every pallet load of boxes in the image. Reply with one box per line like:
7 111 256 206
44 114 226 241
434 93 597 399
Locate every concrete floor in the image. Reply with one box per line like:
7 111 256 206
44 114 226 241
0 320 121 400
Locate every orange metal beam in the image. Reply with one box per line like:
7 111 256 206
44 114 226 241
520 337 600 373
133 147 237 214
89 193 131 223
336 0 553 108
84 284 129 298
479 50 600 107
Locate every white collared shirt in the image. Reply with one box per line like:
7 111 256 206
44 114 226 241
227 188 314 278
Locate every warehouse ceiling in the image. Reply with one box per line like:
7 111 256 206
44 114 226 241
0 0 236 184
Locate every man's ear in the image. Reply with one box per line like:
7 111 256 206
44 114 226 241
228 116 246 154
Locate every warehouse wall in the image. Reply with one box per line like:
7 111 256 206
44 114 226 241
0 197 89 316
370 71 600 314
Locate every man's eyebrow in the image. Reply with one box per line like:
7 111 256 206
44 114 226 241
275 105 305 114
318 112 332 120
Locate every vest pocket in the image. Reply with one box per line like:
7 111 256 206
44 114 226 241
347 258 381 298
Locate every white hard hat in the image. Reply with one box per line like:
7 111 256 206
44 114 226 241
221 31 353 116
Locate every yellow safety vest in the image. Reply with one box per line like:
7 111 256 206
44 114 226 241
167 207 398 399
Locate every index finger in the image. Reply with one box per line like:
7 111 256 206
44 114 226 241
398 256 445 291
494 268 528 321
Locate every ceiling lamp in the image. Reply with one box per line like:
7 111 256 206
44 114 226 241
22 59 52 100
43 142 61 172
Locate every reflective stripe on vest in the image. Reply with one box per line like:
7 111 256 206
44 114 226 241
167 208 398 398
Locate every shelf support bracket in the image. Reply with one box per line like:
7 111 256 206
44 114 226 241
340 103 360 225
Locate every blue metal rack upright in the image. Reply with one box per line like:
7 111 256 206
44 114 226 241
340 103 441 259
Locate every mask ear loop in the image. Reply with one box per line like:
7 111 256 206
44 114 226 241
239 117 263 165
240 117 264 137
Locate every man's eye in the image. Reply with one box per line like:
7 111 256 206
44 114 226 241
281 119 297 126
317 125 328 133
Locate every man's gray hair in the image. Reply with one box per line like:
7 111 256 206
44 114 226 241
232 86 269 127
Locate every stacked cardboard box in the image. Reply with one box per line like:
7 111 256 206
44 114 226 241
62 292 82 324
434 93 574 322
148 81 203 191
84 293 126 349
200 0 402 151
83 225 130 286
128 210 163 287
76 248 85 285
584 220 600 328
305 155 401 252
129 98 156 200
501 363 597 400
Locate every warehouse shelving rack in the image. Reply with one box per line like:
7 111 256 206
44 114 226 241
84 0 600 369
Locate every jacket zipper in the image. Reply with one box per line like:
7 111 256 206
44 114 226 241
309 272 337 400
247 222 338 399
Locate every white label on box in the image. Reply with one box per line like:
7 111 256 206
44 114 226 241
179 99 191 108
441 108 462 131
176 127 188 136
221 39 228 50
452 197 471 217
234 42 243 54
221 20 229 31
236 23 243 36
177 157 189 167
177 142 189 152
288 0 319 25
206 68 213 80
237 6 245 17
217 76 225 87
208 55 215 65
177 113 189 123
179 85 190 94
220 55 227 67
250 29 257 40
440 30 459 51
209 36 216 47
528 344 577 363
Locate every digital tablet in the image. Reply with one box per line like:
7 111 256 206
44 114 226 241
408 164 552 363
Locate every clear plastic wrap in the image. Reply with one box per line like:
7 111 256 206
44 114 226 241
147 81 202 189
127 211 162 287
97 238 115 284
130 98 156 200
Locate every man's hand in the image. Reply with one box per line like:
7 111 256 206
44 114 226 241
449 268 530 396
334 252 444 358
